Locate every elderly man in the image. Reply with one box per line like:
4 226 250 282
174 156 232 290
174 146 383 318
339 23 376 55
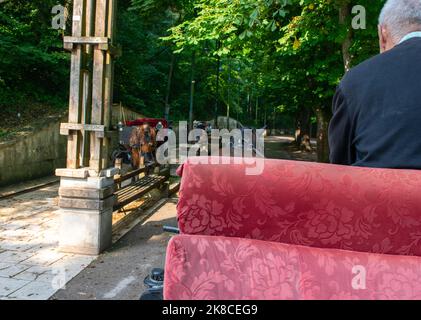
329 0 421 168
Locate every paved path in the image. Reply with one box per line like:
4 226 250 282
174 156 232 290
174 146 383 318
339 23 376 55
264 135 317 161
0 185 95 300
52 200 177 300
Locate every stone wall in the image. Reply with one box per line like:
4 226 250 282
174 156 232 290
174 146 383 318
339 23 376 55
111 104 144 125
0 119 67 187
0 105 145 187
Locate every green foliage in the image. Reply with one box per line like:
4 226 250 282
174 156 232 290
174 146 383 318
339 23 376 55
0 0 386 135
0 0 70 113
164 0 385 129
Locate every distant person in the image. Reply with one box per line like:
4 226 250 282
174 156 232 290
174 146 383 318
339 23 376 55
329 0 421 169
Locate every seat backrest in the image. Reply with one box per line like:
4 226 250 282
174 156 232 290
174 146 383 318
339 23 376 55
177 157 421 256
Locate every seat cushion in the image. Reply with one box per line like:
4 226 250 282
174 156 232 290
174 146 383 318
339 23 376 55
164 234 421 300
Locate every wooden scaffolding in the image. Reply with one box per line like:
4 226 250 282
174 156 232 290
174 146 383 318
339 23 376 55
60 0 120 175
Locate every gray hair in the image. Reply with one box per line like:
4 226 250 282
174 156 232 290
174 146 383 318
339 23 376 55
379 0 421 42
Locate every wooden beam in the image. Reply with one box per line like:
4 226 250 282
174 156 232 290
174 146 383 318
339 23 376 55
60 123 115 139
89 0 108 173
114 167 146 187
80 0 95 167
66 0 86 169
56 168 90 179
60 123 105 134
102 0 117 169
63 36 109 50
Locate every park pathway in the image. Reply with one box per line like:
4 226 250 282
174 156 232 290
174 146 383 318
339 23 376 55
264 135 317 161
0 184 95 299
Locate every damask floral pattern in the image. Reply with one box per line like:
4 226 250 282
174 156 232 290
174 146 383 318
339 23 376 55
164 235 421 300
177 158 421 256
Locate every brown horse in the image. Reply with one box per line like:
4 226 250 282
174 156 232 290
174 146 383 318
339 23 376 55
129 124 157 174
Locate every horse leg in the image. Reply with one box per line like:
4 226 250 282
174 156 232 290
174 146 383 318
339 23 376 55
131 148 141 182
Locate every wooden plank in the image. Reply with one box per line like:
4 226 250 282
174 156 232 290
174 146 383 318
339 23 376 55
113 176 167 210
102 0 117 170
89 0 108 173
80 70 91 166
115 176 155 197
114 167 146 186
80 0 95 167
116 177 154 198
114 174 168 198
85 0 95 56
66 0 86 169
60 123 105 134
64 36 109 48
56 168 89 179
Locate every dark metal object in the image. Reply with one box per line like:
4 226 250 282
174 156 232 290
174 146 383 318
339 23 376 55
163 226 180 234
111 143 131 165
139 291 162 300
144 268 164 287
140 268 164 300
140 227 179 300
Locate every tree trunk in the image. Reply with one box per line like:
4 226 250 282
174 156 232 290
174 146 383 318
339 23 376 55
188 51 196 130
314 107 330 163
255 97 259 125
227 58 232 129
295 108 311 146
164 53 176 120
339 2 353 72
214 40 221 126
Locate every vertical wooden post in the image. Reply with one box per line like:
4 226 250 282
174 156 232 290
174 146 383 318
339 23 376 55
89 0 108 173
102 0 117 169
67 0 86 169
80 0 95 167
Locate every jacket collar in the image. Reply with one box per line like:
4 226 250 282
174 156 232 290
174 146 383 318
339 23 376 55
399 31 421 44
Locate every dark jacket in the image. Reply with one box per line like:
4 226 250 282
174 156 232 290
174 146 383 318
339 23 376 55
329 37 421 169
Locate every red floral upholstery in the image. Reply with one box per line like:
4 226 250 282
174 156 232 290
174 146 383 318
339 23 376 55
165 235 421 300
177 157 421 256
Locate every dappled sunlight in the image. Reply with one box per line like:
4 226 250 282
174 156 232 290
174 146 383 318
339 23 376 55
0 186 58 222
0 184 95 299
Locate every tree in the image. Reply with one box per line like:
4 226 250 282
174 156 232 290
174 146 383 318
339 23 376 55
164 0 384 161
0 0 71 112
1 0 385 163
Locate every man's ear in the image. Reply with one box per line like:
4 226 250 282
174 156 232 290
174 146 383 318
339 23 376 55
378 25 387 53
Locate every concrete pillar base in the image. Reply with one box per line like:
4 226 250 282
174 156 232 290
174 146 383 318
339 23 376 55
59 208 112 255
56 175 116 256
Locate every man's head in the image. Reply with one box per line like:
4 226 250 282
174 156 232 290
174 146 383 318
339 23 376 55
378 0 421 53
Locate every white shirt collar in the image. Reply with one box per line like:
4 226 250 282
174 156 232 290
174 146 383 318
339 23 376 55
399 31 421 44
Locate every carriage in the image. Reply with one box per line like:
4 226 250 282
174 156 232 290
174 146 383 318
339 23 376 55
113 118 169 171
